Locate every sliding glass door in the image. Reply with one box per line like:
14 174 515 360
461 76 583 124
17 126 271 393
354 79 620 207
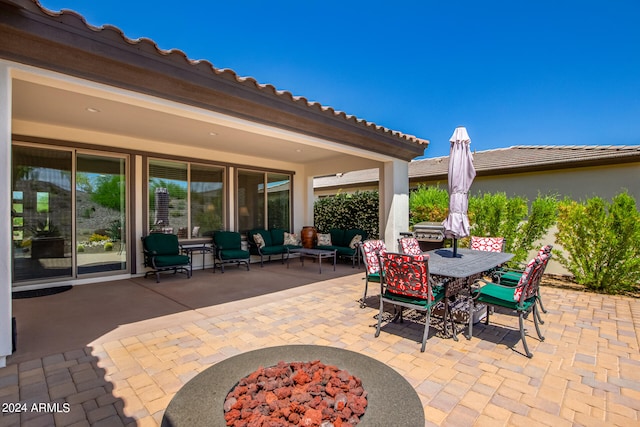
12 144 128 285
76 153 127 275
12 146 73 282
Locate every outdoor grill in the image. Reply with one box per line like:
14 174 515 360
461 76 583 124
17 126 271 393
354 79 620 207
411 221 446 251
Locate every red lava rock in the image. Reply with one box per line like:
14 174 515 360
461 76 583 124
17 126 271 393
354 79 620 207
301 408 322 426
288 412 300 424
224 361 367 426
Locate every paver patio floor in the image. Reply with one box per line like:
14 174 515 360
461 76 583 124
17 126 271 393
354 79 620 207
1 262 639 426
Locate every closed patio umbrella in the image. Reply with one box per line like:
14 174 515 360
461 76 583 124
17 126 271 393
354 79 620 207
442 127 476 257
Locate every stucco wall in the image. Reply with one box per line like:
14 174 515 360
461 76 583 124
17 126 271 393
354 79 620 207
466 163 640 203
314 162 640 276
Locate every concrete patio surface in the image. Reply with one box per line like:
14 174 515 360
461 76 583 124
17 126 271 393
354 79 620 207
1 261 639 426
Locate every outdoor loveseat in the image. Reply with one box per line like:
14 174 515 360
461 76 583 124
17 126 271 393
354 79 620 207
247 228 302 267
315 228 368 267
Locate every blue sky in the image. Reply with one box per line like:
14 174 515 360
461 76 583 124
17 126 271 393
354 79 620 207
39 0 640 158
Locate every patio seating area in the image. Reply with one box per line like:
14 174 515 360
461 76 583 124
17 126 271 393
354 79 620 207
2 263 640 426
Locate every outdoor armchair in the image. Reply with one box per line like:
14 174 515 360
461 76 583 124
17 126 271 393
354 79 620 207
470 256 545 358
212 231 250 273
375 251 445 352
141 233 191 283
358 239 386 308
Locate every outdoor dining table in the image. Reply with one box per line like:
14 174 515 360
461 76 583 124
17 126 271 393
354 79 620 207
425 248 515 340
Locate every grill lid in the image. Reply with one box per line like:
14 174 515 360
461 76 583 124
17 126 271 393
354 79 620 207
412 221 445 242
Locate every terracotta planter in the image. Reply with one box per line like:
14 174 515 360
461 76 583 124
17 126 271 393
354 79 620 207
301 226 317 249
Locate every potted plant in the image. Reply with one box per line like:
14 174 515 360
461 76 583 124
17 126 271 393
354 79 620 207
30 220 65 259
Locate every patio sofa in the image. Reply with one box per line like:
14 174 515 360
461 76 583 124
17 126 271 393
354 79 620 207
315 228 368 267
247 228 302 267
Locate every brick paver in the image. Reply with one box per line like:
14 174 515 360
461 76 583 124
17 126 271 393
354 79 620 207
1 269 639 426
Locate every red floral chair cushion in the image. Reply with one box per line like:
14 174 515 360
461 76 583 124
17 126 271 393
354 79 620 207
379 252 434 300
470 236 505 253
512 257 544 302
361 239 387 275
398 237 423 256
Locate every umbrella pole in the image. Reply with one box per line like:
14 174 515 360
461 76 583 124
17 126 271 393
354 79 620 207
453 238 458 257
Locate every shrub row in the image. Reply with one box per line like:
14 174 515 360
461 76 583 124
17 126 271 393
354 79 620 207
315 186 640 295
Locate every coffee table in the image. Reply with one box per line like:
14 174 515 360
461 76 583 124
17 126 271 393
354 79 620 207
289 248 337 274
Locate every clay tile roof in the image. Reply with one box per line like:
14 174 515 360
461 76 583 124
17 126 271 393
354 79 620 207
410 145 640 179
29 1 428 148
314 145 640 188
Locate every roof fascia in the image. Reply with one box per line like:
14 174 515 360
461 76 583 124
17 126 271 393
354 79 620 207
0 0 426 161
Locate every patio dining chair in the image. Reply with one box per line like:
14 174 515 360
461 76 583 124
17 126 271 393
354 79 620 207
492 244 553 314
470 256 545 358
398 236 423 256
470 236 505 253
375 251 445 352
358 240 386 308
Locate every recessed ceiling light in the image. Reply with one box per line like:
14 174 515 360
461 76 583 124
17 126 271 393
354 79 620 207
296 149 302 153
208 132 218 136
86 107 100 113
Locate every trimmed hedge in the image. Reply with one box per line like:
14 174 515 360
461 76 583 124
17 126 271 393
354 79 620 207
314 191 379 239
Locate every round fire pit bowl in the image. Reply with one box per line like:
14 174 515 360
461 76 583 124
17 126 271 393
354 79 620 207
162 345 424 427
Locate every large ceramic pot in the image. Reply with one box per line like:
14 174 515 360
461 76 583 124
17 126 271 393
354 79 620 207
301 226 317 249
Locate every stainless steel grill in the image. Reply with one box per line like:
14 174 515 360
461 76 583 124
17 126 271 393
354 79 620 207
412 221 446 251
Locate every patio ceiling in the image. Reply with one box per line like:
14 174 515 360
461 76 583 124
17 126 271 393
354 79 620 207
11 78 359 165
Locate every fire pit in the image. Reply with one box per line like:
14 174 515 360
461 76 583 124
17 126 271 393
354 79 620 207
162 345 424 427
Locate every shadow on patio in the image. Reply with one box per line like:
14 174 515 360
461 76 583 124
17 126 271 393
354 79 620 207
10 261 362 364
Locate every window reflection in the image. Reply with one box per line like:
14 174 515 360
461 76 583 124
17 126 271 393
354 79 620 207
148 159 225 238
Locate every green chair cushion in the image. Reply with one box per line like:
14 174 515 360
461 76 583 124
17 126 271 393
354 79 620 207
336 247 356 256
495 270 522 285
270 229 286 246
144 233 180 256
367 272 381 283
344 229 368 247
474 284 535 311
260 245 288 255
220 249 250 260
154 254 190 267
384 285 445 308
214 231 242 250
328 229 346 247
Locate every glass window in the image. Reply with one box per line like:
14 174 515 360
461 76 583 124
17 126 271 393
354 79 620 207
148 160 188 234
267 173 290 229
237 169 292 232
237 170 264 232
148 159 225 238
190 164 224 236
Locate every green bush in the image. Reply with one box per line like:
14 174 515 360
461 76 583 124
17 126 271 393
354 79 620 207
77 244 85 252
409 185 449 225
91 175 124 210
555 192 640 294
104 242 114 252
314 191 379 239
469 192 558 264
